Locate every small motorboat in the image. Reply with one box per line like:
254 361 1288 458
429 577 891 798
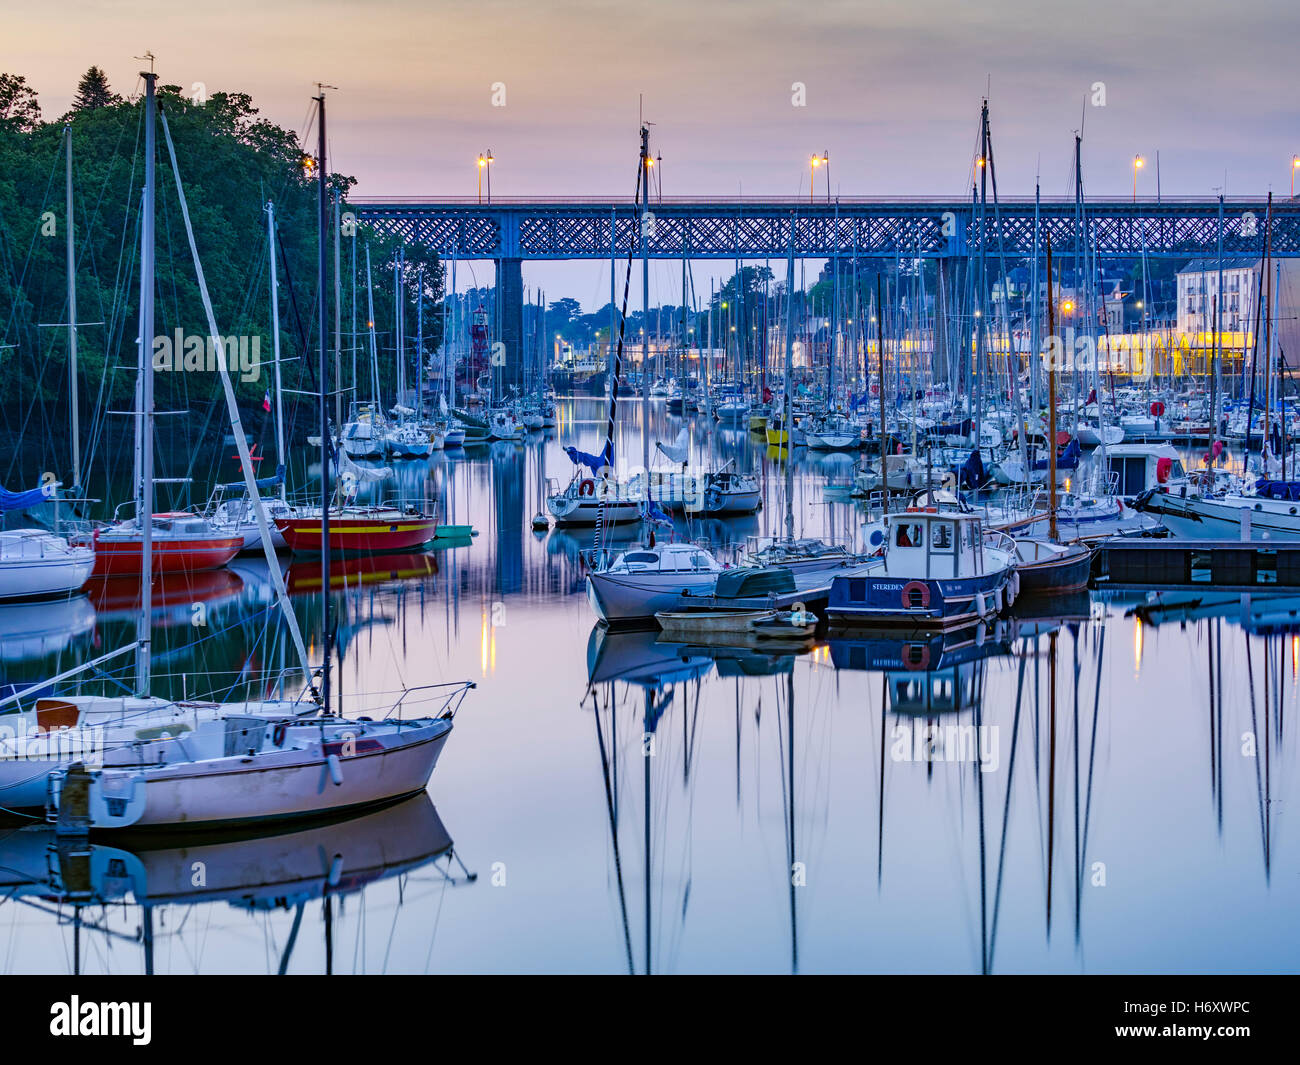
0 529 95 600
655 608 777 637
748 608 819 639
1011 537 1093 593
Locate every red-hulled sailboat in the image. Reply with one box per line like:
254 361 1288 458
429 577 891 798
275 505 438 554
74 512 242 577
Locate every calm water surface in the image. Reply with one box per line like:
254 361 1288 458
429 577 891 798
0 399 1295 974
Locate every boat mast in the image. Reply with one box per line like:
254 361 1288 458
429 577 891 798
317 87 333 714
64 124 80 496
417 263 425 416
1046 232 1059 543
396 246 405 413
334 190 344 428
136 69 157 697
877 273 888 501
782 215 796 542
640 125 651 483
267 200 287 502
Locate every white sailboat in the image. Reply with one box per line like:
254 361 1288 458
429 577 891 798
35 80 472 833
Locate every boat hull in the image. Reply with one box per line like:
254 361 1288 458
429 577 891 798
87 537 242 577
1138 492 1300 541
826 567 1016 629
276 515 439 553
54 721 451 830
1014 545 1093 593
547 497 643 527
0 555 94 600
587 570 719 623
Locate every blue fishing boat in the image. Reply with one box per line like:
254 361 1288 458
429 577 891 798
827 509 1018 628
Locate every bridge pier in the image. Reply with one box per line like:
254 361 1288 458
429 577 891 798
498 257 525 394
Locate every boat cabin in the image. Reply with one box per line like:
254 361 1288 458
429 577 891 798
883 509 989 580
1105 443 1187 498
610 542 723 574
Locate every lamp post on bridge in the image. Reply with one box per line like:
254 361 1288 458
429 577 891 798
477 150 494 203
809 152 829 204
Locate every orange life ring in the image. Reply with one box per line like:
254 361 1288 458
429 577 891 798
578 479 596 497
901 580 931 609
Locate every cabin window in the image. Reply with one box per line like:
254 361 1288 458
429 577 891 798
624 552 658 564
1112 456 1146 496
895 523 923 549
932 523 954 551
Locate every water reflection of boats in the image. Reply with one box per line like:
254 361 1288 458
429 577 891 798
0 794 466 974
829 619 1014 673
85 569 245 622
656 636 797 677
546 526 640 564
1010 589 1092 625
0 595 95 662
286 550 439 594
1115 589 1300 633
829 621 1015 714
586 626 714 688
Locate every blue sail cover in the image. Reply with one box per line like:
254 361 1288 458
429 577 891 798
564 443 612 476
958 449 986 490
217 464 287 494
0 480 57 512
1031 438 1081 472
1255 479 1300 501
642 496 673 525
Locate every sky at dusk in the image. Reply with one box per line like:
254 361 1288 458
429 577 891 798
8 0 1299 304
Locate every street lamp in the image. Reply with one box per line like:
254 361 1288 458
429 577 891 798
810 154 823 204
477 150 494 203
1132 155 1145 202
1292 155 1300 198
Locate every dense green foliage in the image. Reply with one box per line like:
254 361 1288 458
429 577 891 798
0 69 442 493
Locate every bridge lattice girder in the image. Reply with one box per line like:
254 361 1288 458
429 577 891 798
350 200 1300 261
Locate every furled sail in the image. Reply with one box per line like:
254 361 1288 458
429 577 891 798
655 427 690 465
0 480 57 512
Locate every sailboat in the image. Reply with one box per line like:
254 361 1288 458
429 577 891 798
277 246 439 553
0 128 97 600
36 79 472 833
0 517 94 600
